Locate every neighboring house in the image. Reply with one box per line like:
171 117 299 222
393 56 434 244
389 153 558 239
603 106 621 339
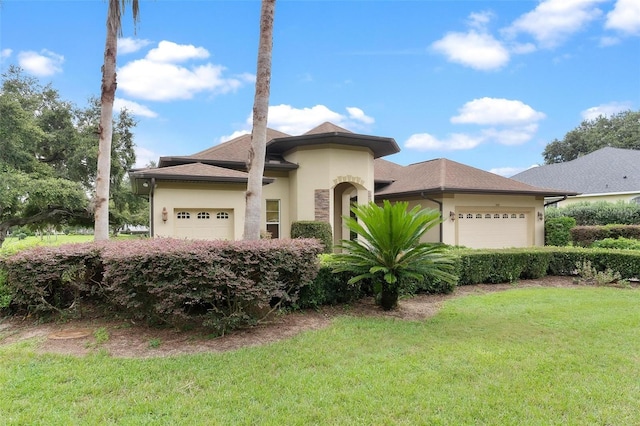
129 122 574 249
511 147 640 207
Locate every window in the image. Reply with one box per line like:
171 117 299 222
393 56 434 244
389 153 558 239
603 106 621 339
519 213 525 218
494 214 500 219
466 213 473 219
476 214 483 219
266 199 280 239
216 212 229 220
176 211 190 219
458 213 464 219
197 212 210 219
485 214 491 219
511 214 517 218
503 214 509 219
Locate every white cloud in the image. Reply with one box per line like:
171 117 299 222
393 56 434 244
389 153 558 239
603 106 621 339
219 130 250 143
346 107 375 124
146 40 209 63
256 104 375 135
468 11 495 30
505 0 606 48
451 97 546 126
605 0 640 35
118 37 152 54
599 36 621 46
405 133 484 151
432 30 509 71
114 98 158 118
1 49 12 59
17 49 64 76
581 101 633 120
406 98 544 153
489 166 530 177
481 124 540 146
134 146 160 169
117 41 252 101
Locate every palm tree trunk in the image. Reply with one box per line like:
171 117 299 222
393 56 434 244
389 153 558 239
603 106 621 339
94 0 119 241
244 0 276 240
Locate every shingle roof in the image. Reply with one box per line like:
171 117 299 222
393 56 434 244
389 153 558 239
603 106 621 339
374 158 406 183
511 147 640 194
129 162 274 194
189 128 291 162
375 158 576 197
304 122 353 135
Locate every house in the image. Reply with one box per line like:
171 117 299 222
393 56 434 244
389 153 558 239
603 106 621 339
511 147 640 207
129 123 574 249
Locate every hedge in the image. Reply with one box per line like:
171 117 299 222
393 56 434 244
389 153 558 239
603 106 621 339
571 225 640 247
1 238 323 335
291 221 333 253
455 247 640 285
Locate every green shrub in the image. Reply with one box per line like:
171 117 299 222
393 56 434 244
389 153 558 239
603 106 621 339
298 266 366 309
456 249 551 285
1 243 104 316
0 269 12 310
571 225 640 247
545 201 640 226
545 217 576 246
592 237 640 250
101 238 323 334
291 221 333 253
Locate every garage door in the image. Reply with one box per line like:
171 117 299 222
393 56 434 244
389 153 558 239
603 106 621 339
457 211 530 249
174 209 234 240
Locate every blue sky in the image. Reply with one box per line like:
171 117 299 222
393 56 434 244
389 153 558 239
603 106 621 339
2 0 639 176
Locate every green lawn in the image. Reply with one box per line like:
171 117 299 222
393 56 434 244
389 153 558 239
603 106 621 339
2 286 639 425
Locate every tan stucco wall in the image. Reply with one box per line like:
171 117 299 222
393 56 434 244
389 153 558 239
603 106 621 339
284 145 375 235
376 197 444 244
262 171 291 238
152 182 246 240
375 194 545 248
448 194 545 247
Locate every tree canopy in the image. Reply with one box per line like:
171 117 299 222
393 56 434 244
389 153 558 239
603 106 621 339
0 66 146 247
543 110 640 164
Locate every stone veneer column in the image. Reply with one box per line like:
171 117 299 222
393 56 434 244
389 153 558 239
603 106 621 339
314 189 330 222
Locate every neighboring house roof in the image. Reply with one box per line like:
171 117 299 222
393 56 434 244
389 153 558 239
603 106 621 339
268 122 400 158
375 158 576 198
511 147 640 195
129 162 273 195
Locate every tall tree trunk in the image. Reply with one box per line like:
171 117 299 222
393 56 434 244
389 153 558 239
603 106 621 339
94 0 119 241
244 0 276 240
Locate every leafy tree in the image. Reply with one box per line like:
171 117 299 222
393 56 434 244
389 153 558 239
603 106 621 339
330 201 458 310
244 0 276 240
0 67 145 247
95 0 140 241
543 110 640 164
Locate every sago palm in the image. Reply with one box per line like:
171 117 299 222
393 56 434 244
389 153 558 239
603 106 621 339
331 200 458 310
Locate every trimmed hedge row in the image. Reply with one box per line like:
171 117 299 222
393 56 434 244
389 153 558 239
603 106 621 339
1 238 323 334
571 225 640 247
454 247 640 285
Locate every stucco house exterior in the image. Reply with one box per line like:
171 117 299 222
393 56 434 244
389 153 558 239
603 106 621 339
130 122 574 249
511 147 640 207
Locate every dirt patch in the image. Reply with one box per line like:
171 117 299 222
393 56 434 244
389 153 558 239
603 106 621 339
0 276 583 358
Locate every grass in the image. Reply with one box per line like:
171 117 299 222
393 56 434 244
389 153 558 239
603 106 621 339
1 286 640 424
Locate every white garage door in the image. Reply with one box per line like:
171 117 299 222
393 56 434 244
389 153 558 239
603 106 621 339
457 211 530 249
174 209 234 240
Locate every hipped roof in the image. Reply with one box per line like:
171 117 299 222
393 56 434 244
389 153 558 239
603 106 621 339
374 158 578 198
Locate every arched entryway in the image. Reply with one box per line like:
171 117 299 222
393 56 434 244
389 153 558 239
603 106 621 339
333 181 368 248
